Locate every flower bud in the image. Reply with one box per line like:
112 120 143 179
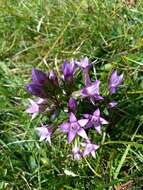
68 98 77 113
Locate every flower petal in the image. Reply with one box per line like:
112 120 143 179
78 119 89 127
32 68 48 85
86 121 94 128
91 150 96 158
83 144 93 157
60 122 70 132
83 114 91 119
77 128 88 139
109 87 116 95
26 103 39 113
31 113 38 120
79 57 89 68
68 129 77 143
100 117 108 125
109 101 118 108
69 112 77 123
93 108 100 117
27 84 47 98
46 135 51 144
93 144 100 150
95 124 102 134
110 70 117 84
68 98 77 112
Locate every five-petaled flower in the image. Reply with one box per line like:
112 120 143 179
81 80 103 101
83 108 108 134
82 140 100 158
109 70 123 95
36 124 53 144
26 98 48 119
60 112 89 143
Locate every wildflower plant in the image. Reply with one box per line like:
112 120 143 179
26 57 123 160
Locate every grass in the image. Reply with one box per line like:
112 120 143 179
0 0 143 189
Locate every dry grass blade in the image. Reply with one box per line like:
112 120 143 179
115 180 134 190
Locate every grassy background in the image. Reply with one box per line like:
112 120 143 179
0 0 143 189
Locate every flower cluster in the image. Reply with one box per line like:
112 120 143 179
26 57 123 160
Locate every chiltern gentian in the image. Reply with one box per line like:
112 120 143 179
109 70 123 95
36 124 53 144
68 98 77 113
27 68 49 98
26 98 48 119
32 68 49 85
81 80 103 100
62 60 75 83
49 70 59 87
83 108 108 134
27 68 59 98
25 57 124 159
26 83 47 98
76 57 91 86
82 140 99 158
60 112 89 143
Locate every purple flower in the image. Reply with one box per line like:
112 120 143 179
68 98 77 113
26 98 48 119
83 108 108 134
81 80 103 100
26 83 47 98
27 68 59 98
49 70 59 86
76 57 91 86
27 68 49 98
72 146 81 160
109 70 123 94
82 140 99 158
109 101 118 108
62 60 75 83
36 124 53 144
32 68 49 85
76 57 90 69
60 112 89 143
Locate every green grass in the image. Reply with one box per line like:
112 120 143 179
0 0 143 189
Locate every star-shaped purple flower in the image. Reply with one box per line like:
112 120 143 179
109 70 123 95
82 140 99 158
83 108 108 134
60 112 89 143
76 57 90 69
36 124 53 144
26 98 48 119
81 80 103 101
